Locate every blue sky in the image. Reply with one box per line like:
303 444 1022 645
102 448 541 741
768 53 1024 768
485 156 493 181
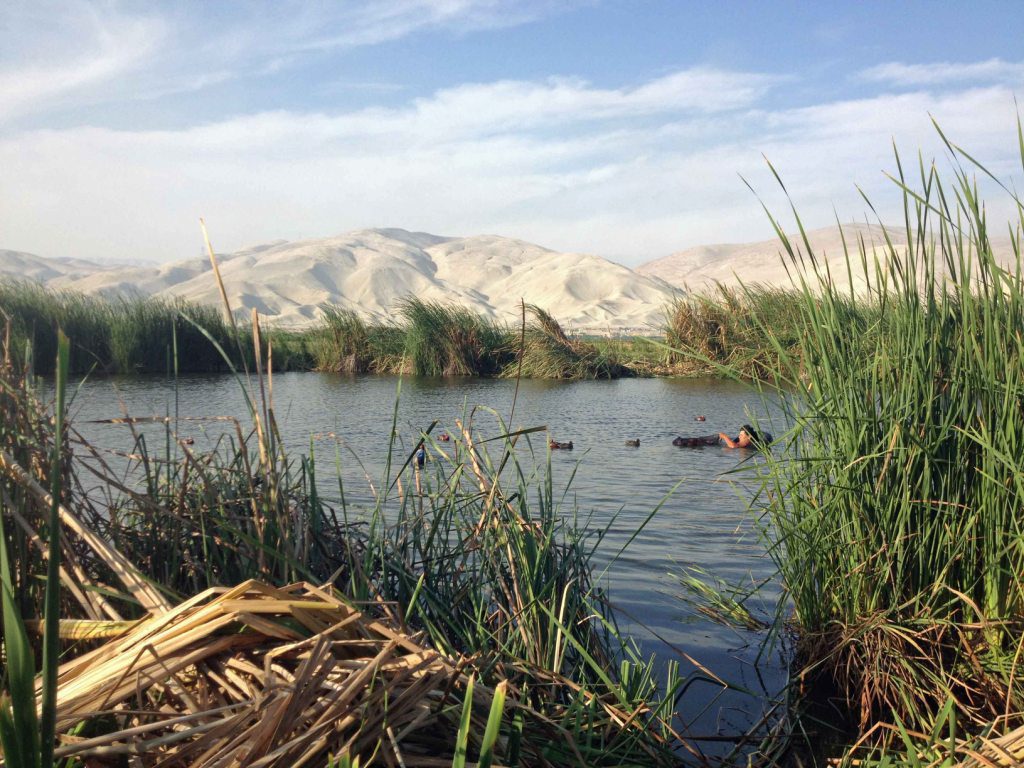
2 1 1023 266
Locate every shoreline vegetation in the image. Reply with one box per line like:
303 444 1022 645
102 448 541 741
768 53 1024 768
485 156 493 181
706 128 1024 764
2 118 1024 767
0 278 809 380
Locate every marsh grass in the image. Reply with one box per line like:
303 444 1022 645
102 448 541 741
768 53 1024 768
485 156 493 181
0 281 286 375
732 123 1024 750
109 295 237 373
0 281 645 380
507 304 628 379
397 297 513 376
662 284 844 380
308 305 404 373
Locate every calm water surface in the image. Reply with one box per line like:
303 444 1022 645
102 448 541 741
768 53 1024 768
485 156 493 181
67 373 788 743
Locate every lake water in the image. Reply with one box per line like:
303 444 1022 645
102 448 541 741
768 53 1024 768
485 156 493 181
66 372 788 747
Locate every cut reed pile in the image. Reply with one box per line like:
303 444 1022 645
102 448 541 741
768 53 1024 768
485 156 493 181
46 580 515 767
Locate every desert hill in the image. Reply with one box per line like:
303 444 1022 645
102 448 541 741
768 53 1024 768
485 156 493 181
24 229 680 333
0 249 103 283
637 222 1016 290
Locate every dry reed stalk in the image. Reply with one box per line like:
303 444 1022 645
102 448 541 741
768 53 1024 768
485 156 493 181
0 486 114 620
42 580 507 767
955 723 1024 767
0 448 170 614
24 618 140 639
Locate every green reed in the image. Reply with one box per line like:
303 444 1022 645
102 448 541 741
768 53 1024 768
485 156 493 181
661 283 849 380
397 296 513 376
0 282 298 375
506 304 627 379
741 126 1024 744
0 332 68 768
0 281 642 380
309 300 641 379
307 305 407 373
108 295 241 373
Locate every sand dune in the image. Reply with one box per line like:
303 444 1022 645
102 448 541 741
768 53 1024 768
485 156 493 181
0 249 103 283
24 229 681 333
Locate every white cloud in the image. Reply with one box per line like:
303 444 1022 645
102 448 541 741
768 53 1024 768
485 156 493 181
0 64 1021 267
858 58 1024 87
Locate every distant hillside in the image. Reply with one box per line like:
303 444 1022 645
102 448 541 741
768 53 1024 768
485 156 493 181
8 229 680 333
8 224 1014 333
636 223 1016 290
0 249 103 283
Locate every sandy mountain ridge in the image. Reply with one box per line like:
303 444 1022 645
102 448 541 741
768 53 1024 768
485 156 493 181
0 249 104 283
2 229 681 333
2 224 1015 333
638 222 1017 290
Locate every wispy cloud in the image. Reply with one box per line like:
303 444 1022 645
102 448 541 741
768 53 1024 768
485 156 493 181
858 58 1024 87
0 1 165 122
292 0 574 51
0 0 568 125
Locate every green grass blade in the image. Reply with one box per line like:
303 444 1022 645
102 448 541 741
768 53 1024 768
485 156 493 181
39 331 69 768
477 680 507 768
451 674 475 768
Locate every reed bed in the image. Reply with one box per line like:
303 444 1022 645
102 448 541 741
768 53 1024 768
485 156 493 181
661 284 855 380
505 304 628 379
291 299 631 379
0 281 646 380
0 281 308 375
397 297 512 377
726 128 1024 758
307 305 405 374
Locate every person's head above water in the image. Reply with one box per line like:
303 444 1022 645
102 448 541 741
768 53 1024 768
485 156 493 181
739 424 773 446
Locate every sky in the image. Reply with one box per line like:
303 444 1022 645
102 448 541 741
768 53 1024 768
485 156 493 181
1 0 1023 267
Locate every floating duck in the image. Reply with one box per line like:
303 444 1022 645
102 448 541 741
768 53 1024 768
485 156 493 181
625 439 640 447
695 415 706 422
549 440 574 450
438 432 451 442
